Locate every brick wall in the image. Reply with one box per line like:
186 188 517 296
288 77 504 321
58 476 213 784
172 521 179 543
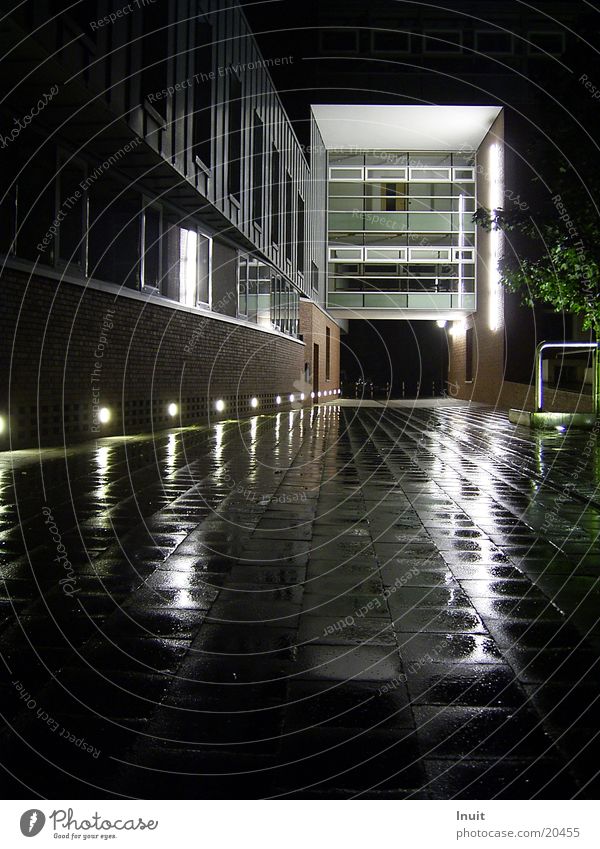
299 300 341 397
0 267 307 447
499 381 594 413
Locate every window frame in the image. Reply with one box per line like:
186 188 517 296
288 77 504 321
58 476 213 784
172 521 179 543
140 198 163 291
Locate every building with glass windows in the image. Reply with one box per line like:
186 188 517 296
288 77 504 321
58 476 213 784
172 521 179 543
310 105 502 324
0 1 509 448
0 0 340 447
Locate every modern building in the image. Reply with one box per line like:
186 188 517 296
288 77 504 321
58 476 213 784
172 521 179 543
0 0 341 447
246 0 591 407
7 0 566 449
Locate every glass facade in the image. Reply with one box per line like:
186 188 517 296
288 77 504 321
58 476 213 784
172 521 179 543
327 150 476 311
238 254 299 337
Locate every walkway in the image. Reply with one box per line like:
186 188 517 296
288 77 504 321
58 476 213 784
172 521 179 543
1 401 600 798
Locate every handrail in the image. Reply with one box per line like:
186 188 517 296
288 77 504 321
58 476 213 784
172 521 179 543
535 341 599 415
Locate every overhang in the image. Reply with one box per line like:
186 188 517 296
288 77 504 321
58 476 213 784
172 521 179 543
311 104 502 151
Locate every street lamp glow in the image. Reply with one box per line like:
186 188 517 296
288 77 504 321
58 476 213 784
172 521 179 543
250 397 258 409
215 399 225 413
167 402 178 417
98 407 111 424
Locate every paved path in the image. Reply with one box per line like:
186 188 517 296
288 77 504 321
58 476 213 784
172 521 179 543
1 403 600 799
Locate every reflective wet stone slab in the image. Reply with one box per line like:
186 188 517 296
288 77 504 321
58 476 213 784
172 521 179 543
294 645 403 682
423 758 579 799
3 403 600 798
413 705 555 760
397 634 504 665
406 663 528 708
297 614 397 647
285 680 415 731
391 607 488 635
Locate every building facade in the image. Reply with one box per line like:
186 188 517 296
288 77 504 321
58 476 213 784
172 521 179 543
0 0 340 447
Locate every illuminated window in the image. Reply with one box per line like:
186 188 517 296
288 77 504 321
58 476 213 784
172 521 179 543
179 228 210 306
179 228 198 306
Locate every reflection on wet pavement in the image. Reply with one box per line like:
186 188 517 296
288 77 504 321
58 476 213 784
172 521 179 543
1 403 600 799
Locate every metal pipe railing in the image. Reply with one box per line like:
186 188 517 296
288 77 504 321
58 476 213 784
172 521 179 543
535 341 599 416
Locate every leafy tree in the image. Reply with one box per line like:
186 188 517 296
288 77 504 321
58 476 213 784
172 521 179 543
474 201 600 335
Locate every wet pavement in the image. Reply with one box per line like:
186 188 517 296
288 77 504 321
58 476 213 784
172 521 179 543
1 401 600 799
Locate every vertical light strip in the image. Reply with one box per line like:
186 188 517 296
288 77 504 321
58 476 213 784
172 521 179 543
458 193 465 307
488 143 503 331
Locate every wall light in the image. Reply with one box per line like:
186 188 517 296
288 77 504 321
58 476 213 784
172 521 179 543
0 415 5 435
289 394 295 403
215 399 225 413
317 391 322 397
250 397 258 409
275 395 281 405
167 402 178 417
436 319 447 328
300 393 305 401
98 407 111 424
310 392 315 399
449 319 466 338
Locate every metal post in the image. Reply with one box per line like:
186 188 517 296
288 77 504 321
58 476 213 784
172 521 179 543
535 341 600 414
594 346 600 418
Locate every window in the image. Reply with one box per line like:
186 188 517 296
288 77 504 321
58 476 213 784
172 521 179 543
141 204 162 288
475 31 514 55
284 171 293 263
227 75 242 201
372 31 410 53
320 30 359 53
326 327 331 380
252 112 264 223
88 178 140 289
179 228 198 306
141 1 170 118
197 233 210 304
271 146 280 245
297 194 305 273
1 136 56 262
179 227 210 306
193 19 213 169
58 157 87 269
423 31 463 53
238 255 248 317
311 261 319 298
527 32 565 56
0 171 16 255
